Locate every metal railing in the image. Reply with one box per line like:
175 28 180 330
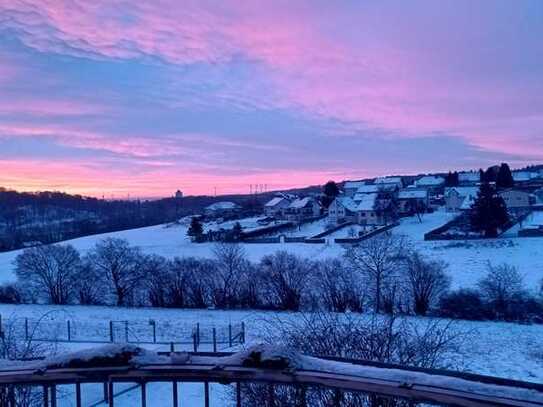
0 349 542 407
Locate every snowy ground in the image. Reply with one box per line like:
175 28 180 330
3 209 541 291
1 304 543 406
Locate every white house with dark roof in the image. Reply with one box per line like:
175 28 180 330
328 196 359 224
444 187 479 212
329 192 394 226
263 196 291 218
284 197 320 221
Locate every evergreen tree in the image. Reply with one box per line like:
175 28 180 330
470 182 509 238
445 171 459 187
496 163 514 189
484 166 499 183
322 181 340 208
232 222 243 240
187 216 203 239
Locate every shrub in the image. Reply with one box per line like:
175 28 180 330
438 289 491 320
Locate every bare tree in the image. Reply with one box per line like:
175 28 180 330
184 258 215 308
478 263 524 318
242 312 464 407
141 255 170 307
345 234 406 313
73 259 104 305
403 251 450 315
313 258 364 312
211 243 248 308
85 238 144 306
259 251 312 311
14 244 80 304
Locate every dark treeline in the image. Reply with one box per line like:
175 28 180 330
4 236 543 323
0 188 267 252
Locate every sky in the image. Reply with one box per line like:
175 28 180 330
0 0 542 197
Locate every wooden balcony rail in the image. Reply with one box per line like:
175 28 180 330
0 345 541 407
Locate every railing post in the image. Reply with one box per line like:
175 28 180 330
24 318 29 341
204 382 210 407
75 382 82 407
141 382 147 407
7 385 15 407
109 321 114 342
212 328 217 353
172 381 178 407
51 385 57 407
236 382 242 407
43 385 49 407
67 320 71 341
103 382 108 402
196 323 200 347
193 333 197 352
108 380 114 407
170 342 175 353
228 324 232 348
152 321 156 343
241 322 245 344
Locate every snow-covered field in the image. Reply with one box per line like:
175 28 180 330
1 209 542 290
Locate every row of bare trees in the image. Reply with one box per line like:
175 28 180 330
8 235 543 320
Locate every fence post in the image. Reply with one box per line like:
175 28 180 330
152 321 156 343
67 320 71 342
241 322 245 344
196 323 200 347
109 321 114 342
170 342 175 353
212 328 217 352
124 321 129 343
193 333 198 352
24 318 29 341
228 324 232 348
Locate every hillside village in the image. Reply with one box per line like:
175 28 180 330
195 164 543 244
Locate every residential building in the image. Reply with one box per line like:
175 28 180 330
499 189 535 211
343 181 366 197
512 171 540 183
458 171 481 185
263 196 291 218
329 193 395 226
444 187 479 212
204 201 242 217
414 175 445 196
328 196 359 224
397 189 429 215
284 197 321 221
374 176 403 189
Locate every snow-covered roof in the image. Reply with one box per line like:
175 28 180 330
355 184 380 194
398 190 428 199
344 181 366 190
513 171 539 182
356 193 378 211
264 197 285 207
336 197 359 212
415 176 445 187
445 187 479 198
458 172 480 182
460 194 476 210
289 197 315 209
375 176 402 185
205 201 241 211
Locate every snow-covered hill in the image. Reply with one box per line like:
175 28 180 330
1 210 542 290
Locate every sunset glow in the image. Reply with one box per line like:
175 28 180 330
1 0 542 197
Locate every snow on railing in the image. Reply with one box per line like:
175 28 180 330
0 344 542 406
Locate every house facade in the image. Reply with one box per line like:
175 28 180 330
329 193 394 226
204 202 242 217
444 187 479 212
328 197 359 224
414 176 445 196
284 197 321 222
499 189 535 211
397 189 429 215
263 196 291 218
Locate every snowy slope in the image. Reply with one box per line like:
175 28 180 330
1 210 542 290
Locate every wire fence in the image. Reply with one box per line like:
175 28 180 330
0 314 245 352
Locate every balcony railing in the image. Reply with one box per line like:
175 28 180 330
0 345 541 406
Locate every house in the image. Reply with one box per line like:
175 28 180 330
328 196 359 224
374 176 403 189
353 183 398 200
458 172 481 185
343 181 366 197
397 189 429 215
512 171 539 183
499 189 535 211
444 187 479 212
414 176 445 196
329 193 395 226
284 197 321 221
263 196 291 218
204 201 242 217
